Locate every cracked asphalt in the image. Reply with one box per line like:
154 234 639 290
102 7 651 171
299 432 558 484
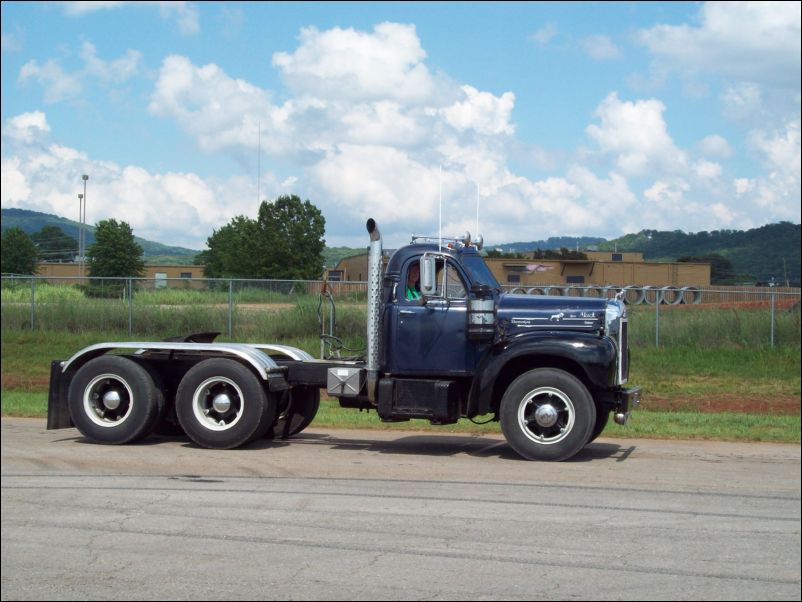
2 417 800 600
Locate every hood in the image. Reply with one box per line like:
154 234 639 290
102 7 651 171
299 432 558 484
497 293 606 336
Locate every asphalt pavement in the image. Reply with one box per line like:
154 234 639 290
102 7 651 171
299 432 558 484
2 417 800 600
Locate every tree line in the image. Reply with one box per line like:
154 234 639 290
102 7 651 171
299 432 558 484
1 195 326 280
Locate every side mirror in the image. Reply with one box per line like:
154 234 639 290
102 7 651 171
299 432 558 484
420 255 437 296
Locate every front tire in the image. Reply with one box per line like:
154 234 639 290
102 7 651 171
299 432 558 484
500 368 596 461
175 358 275 449
68 355 164 444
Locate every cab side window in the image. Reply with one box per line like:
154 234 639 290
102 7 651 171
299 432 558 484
402 261 422 302
436 259 467 300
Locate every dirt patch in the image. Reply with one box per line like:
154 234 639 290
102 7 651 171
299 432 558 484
2 374 50 389
643 393 800 415
660 299 799 311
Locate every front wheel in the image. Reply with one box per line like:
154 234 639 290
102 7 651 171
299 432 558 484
500 368 596 461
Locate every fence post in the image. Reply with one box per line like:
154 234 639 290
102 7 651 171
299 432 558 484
770 282 776 347
228 279 233 338
128 278 133 336
655 295 660 347
30 276 36 331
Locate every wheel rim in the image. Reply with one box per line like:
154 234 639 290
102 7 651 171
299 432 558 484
192 376 245 431
83 373 133 428
517 386 575 445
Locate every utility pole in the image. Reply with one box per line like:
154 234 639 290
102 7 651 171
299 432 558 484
80 175 89 279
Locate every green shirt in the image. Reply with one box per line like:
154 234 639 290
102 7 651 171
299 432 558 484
406 286 421 300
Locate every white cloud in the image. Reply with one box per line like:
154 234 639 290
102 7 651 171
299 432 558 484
0 111 268 249
62 1 200 35
6 17 800 252
311 144 440 226
529 24 557 46
745 119 802 218
17 43 144 104
749 119 801 178
19 59 83 104
272 22 437 104
149 55 275 153
693 159 723 180
721 82 764 121
698 134 733 158
80 42 142 83
581 35 621 60
638 1 801 89
442 86 516 136
2 111 50 144
1 31 23 53
585 92 687 177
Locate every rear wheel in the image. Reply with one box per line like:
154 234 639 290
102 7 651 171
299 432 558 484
500 368 595 461
68 355 163 444
175 358 275 449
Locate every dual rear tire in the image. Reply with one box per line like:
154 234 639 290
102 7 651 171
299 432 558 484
175 358 276 449
68 355 164 445
68 356 319 449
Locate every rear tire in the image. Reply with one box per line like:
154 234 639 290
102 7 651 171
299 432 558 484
500 368 595 461
175 358 275 449
68 355 163 444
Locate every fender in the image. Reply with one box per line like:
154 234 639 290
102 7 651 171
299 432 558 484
468 331 618 417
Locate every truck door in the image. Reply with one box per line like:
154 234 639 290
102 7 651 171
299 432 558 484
389 258 476 375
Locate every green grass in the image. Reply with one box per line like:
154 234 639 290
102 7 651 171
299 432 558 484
310 400 801 442
4 393 798 443
1 298 800 443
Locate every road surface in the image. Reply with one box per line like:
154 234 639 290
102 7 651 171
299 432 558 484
2 417 800 600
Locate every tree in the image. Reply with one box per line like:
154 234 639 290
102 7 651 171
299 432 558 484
256 195 326 280
31 225 77 262
678 254 736 284
1 227 39 275
202 195 326 279
86 219 145 278
199 215 261 279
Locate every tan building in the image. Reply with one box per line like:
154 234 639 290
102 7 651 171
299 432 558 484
36 262 204 286
325 251 710 288
492 257 710 288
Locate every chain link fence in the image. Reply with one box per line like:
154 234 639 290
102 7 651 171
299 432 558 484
2 275 799 348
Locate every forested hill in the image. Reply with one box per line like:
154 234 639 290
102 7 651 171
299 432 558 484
2 208 799 283
599 222 800 285
1 208 199 261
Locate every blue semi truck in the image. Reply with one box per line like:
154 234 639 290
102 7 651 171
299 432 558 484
47 218 639 461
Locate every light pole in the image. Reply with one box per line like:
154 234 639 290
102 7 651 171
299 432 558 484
81 174 88 279
77 193 84 277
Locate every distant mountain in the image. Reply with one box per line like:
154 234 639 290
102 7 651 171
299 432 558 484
1 208 200 263
598 222 801 285
487 224 800 285
492 236 607 254
3 208 799 284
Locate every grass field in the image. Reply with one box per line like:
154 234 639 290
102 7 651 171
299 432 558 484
2 325 799 443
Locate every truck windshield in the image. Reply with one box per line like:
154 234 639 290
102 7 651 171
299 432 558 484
462 254 500 290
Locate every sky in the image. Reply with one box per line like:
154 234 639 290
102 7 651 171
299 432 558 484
1 1 800 252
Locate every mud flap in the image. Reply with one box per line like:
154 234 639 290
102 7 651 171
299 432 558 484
46 360 72 430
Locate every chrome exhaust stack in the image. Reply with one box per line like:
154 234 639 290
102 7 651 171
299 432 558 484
366 219 382 401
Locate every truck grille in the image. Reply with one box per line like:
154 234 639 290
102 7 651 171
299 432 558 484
619 319 629 384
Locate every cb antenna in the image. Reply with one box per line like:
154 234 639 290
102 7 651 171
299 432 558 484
439 164 443 250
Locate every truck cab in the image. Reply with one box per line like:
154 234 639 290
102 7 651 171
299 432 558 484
362 226 639 460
